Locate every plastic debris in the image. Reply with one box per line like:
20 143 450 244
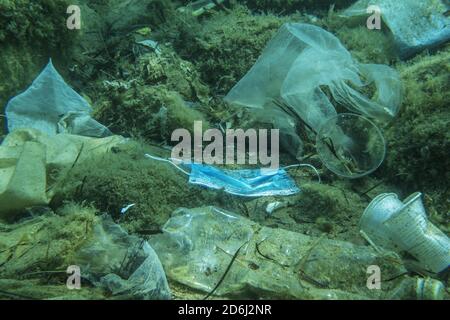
225 23 402 134
187 163 300 197
144 154 302 197
343 0 450 59
178 0 226 17
316 113 386 178
150 206 412 299
137 40 161 54
265 201 287 215
0 128 125 220
0 207 171 300
360 192 450 274
121 204 136 215
75 215 171 299
388 276 445 300
5 60 111 137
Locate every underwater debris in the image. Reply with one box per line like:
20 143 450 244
0 128 124 220
0 0 448 302
178 0 228 17
360 192 450 274
0 204 171 300
225 23 401 175
225 23 402 127
343 0 450 59
136 39 162 55
315 113 386 179
145 154 301 197
150 206 413 299
5 60 111 138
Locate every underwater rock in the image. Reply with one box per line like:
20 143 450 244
172 6 296 94
95 81 208 143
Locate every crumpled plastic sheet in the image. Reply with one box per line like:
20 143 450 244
150 206 410 299
343 0 450 59
5 60 111 138
225 23 402 135
75 215 171 300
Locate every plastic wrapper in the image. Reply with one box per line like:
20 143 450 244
150 206 411 299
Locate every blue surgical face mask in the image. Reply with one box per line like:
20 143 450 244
187 163 300 197
144 154 319 197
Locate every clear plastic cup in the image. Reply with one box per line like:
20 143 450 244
316 113 386 179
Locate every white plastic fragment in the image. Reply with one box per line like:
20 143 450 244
121 203 136 215
265 201 286 215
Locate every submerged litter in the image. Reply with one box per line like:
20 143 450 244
75 214 171 299
0 208 171 300
120 204 136 215
316 113 386 178
225 23 401 177
5 60 111 138
344 0 450 59
360 192 450 274
150 206 414 299
225 23 402 129
145 154 320 197
187 163 300 197
136 39 162 55
0 128 125 220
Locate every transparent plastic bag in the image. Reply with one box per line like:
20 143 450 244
225 23 402 132
5 60 111 137
74 215 171 300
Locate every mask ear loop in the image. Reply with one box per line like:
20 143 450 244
284 164 321 184
144 154 190 176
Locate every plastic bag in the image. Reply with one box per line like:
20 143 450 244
343 0 450 59
0 128 125 220
0 207 171 300
5 60 111 137
75 215 171 300
225 23 402 133
150 206 410 299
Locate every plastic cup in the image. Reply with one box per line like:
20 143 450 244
316 113 386 179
